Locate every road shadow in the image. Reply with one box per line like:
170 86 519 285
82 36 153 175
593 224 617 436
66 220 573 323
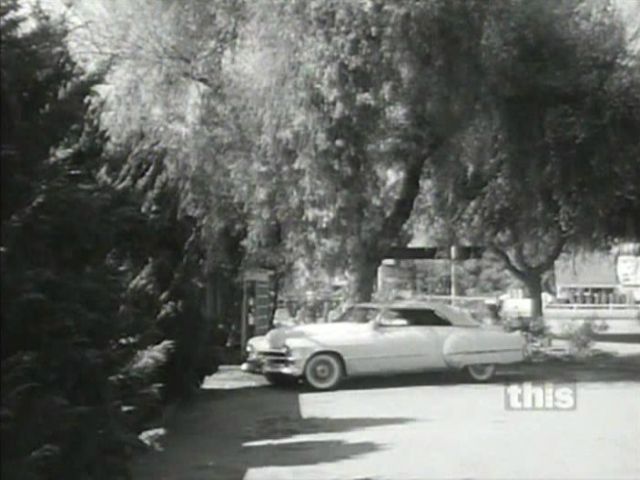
330 354 640 391
500 355 640 384
131 354 639 479
243 414 412 441
131 384 409 480
337 371 460 391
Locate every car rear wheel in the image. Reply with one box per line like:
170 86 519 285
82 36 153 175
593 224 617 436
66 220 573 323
465 364 496 382
304 353 343 390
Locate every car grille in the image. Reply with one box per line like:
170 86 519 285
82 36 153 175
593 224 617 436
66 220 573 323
259 349 290 366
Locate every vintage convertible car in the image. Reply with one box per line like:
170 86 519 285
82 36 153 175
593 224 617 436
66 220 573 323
241 301 528 390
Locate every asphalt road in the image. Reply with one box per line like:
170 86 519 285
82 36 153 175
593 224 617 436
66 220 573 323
132 357 640 480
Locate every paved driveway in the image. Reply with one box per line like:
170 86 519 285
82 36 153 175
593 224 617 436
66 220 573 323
132 359 640 480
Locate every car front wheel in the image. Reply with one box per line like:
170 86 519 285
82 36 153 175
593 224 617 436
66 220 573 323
465 364 496 382
304 353 343 390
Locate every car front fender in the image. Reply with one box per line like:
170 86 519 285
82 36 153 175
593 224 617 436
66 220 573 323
284 337 324 360
285 337 318 350
247 335 269 351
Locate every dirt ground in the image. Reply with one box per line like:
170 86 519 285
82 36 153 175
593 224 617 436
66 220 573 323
131 347 640 480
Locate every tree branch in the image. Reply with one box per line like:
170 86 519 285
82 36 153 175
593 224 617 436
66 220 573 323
488 243 527 281
532 232 567 275
514 241 532 272
378 138 443 252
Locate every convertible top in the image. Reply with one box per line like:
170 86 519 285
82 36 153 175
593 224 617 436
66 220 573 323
353 301 480 327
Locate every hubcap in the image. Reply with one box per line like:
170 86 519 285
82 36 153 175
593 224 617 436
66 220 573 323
315 363 331 379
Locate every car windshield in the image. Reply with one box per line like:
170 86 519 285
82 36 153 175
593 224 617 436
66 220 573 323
333 306 380 323
332 303 479 327
396 308 452 326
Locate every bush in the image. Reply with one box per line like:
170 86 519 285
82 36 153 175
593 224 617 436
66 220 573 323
0 4 216 477
565 321 595 355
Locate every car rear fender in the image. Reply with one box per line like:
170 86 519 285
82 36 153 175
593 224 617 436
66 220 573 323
443 330 526 368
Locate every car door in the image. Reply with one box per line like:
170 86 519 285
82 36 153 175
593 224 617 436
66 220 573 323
398 308 453 370
398 308 463 370
354 309 441 374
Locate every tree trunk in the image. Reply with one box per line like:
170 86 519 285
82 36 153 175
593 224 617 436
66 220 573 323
489 241 563 321
521 272 543 319
348 256 380 302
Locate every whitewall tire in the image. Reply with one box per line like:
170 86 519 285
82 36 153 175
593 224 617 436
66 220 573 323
465 364 496 382
304 353 343 390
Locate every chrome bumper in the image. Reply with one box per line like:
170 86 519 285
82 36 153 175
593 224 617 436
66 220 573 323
244 350 304 377
261 360 304 377
240 359 263 374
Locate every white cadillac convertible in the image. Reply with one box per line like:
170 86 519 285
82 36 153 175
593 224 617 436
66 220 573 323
241 301 528 390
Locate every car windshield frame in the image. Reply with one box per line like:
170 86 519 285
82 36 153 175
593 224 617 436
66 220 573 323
333 305 381 323
332 302 480 327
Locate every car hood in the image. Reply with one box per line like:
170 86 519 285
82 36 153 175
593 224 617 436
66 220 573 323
265 322 368 349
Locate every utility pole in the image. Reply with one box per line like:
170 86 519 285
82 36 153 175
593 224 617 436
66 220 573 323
240 277 248 357
450 245 458 304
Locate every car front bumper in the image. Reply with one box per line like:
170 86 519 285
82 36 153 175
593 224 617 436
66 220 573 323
242 351 305 377
261 358 304 377
240 357 264 374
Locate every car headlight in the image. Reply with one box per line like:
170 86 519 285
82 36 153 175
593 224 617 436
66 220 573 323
246 343 255 354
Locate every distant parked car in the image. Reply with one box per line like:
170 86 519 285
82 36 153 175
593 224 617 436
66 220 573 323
241 301 528 390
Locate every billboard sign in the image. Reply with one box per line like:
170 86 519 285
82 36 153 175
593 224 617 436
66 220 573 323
616 255 640 286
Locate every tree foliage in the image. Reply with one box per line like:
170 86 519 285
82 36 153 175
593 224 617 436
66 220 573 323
0 3 218 478
414 0 640 315
229 0 491 299
69 0 249 313
66 0 638 308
